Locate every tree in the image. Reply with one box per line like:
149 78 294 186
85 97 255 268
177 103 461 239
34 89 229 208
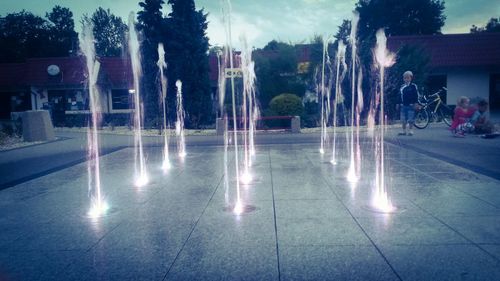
334 20 351 42
0 10 50 62
353 0 445 117
356 0 446 38
254 40 305 109
165 0 211 127
471 17 500 33
46 6 78 56
81 8 127 57
137 0 166 126
0 6 80 62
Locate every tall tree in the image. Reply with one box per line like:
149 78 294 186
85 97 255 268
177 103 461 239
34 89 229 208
353 0 445 116
0 10 49 62
471 17 500 33
81 8 127 57
137 0 166 126
46 5 78 56
165 0 211 127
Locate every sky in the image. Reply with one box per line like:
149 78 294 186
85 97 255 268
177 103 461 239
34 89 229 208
1 0 499 48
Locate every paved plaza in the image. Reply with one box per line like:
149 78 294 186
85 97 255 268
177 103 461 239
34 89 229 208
1 132 500 280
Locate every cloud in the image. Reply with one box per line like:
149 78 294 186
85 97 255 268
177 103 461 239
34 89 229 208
207 12 264 48
442 0 500 33
1 0 498 48
202 0 357 48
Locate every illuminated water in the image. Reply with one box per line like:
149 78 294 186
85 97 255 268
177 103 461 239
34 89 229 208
347 12 360 183
372 29 396 213
175 80 187 158
240 35 259 183
319 36 332 154
80 22 108 218
331 41 347 165
157 43 171 171
128 12 149 187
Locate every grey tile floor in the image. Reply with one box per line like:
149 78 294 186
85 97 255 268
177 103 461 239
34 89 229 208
1 141 500 280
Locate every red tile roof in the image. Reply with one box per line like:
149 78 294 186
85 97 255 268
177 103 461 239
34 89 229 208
0 56 133 89
100 58 133 88
24 57 86 86
387 32 500 67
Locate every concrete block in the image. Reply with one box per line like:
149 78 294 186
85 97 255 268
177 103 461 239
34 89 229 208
22 110 55 142
216 118 226 135
291 116 301 133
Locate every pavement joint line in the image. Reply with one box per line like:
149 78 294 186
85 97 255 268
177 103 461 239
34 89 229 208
315 156 404 281
50 222 123 279
268 148 282 281
162 169 225 281
385 138 500 181
0 146 128 191
390 153 500 210
408 200 500 263
388 157 500 263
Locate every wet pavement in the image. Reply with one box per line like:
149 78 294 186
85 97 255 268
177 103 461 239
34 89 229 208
1 136 499 280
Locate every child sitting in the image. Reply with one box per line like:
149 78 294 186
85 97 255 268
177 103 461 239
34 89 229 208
470 99 494 134
450 96 475 137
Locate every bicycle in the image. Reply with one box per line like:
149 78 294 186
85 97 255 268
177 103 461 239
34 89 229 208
414 87 453 129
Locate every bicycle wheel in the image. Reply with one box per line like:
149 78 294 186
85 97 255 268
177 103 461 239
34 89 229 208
439 106 453 126
414 109 429 129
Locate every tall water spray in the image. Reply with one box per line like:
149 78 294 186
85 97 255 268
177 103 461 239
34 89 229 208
175 80 186 158
157 43 171 171
128 12 149 187
372 29 396 212
240 35 259 184
319 37 332 154
223 115 230 205
217 47 230 205
217 48 228 114
347 12 360 183
81 23 108 218
221 0 243 214
330 41 347 165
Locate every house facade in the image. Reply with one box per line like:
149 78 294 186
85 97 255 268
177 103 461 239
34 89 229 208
387 32 500 109
0 57 133 125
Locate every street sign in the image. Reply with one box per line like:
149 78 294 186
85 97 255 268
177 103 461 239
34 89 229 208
224 68 243 78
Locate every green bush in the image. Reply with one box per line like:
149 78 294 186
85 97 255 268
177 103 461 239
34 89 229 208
269 93 304 116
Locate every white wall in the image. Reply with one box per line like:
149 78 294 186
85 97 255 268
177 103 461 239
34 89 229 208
446 68 490 105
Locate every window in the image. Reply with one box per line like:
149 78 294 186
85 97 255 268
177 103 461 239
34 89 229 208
48 89 88 111
111 89 131 110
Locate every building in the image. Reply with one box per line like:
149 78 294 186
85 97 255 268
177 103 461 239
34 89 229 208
388 32 500 109
0 57 133 125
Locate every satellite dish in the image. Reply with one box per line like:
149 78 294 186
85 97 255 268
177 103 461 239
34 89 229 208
47 65 60 76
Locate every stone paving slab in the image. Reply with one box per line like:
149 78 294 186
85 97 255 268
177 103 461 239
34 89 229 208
1 141 500 280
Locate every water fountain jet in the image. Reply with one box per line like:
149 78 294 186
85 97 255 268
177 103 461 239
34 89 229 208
128 12 149 187
371 28 396 213
157 43 171 171
80 22 108 218
331 41 347 165
175 80 187 158
346 12 360 183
